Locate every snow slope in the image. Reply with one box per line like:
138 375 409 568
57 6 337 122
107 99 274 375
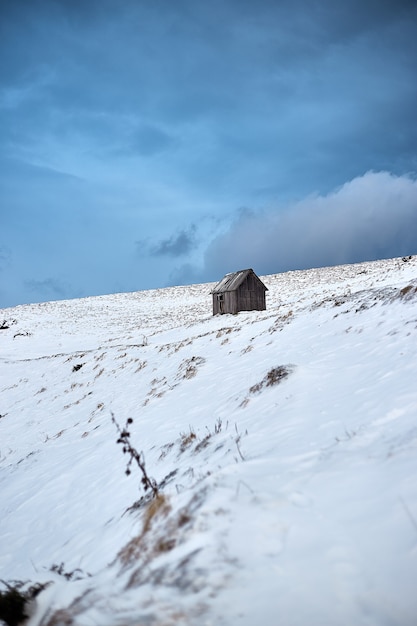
1 256 417 626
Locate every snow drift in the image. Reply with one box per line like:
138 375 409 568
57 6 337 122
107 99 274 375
1 256 417 626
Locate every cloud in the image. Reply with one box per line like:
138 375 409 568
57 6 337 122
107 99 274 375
0 156 83 185
0 245 12 271
167 262 202 287
189 171 417 280
128 125 177 157
25 277 71 298
138 227 198 258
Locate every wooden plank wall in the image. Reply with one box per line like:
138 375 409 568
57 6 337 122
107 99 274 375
213 278 265 314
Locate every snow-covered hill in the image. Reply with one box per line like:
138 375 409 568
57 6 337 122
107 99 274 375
1 256 417 626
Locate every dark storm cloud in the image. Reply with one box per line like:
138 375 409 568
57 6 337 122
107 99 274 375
150 227 197 258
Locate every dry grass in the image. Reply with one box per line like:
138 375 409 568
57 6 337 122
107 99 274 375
216 327 233 338
265 366 291 386
159 442 175 461
249 365 292 395
194 434 211 453
398 284 417 300
142 494 171 535
179 429 197 453
177 356 205 381
122 489 207 589
268 310 293 333
118 494 172 566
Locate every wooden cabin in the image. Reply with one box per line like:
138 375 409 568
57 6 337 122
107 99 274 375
212 268 268 315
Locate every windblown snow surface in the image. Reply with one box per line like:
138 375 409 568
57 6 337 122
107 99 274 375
1 256 417 626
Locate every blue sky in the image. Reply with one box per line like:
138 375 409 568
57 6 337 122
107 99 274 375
1 0 417 307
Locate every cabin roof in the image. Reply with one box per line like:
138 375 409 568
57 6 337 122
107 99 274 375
212 268 268 294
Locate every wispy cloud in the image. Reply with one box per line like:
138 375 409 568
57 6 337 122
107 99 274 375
0 245 12 271
25 278 71 298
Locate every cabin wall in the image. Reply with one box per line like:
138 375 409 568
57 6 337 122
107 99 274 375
225 291 238 314
236 275 266 311
212 291 238 315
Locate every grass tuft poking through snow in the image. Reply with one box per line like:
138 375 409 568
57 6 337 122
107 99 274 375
249 365 293 394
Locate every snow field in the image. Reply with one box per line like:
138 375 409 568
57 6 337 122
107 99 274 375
0 255 417 625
